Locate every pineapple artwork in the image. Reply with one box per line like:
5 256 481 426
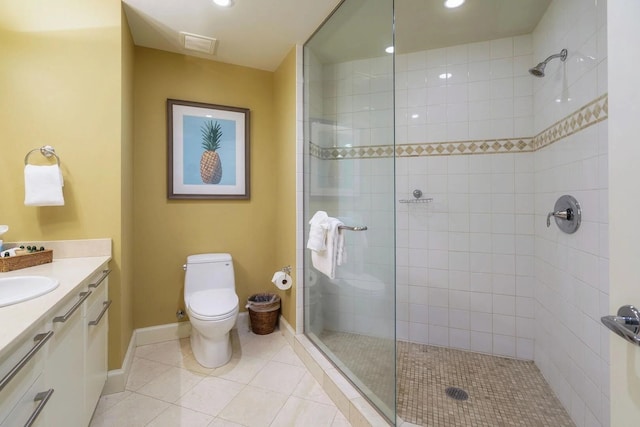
200 120 223 184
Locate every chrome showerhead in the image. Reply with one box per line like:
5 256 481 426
529 48 568 78
528 64 546 77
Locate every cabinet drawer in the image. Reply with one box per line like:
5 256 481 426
0 374 51 427
0 325 49 424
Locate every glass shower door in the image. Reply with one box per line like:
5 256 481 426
303 0 396 421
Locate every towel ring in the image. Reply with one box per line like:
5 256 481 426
24 146 60 166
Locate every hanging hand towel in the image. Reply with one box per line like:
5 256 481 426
307 210 329 252
311 217 344 279
24 164 65 206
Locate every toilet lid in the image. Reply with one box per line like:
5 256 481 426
189 289 238 319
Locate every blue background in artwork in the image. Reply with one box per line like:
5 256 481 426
183 115 237 185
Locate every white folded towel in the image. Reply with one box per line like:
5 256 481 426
307 211 329 252
311 217 345 279
24 164 65 206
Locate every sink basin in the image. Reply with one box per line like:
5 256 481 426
0 276 59 307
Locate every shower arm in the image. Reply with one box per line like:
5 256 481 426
540 49 568 66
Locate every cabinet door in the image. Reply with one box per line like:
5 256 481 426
84 280 109 425
44 292 88 427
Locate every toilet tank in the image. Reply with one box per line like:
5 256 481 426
185 253 235 295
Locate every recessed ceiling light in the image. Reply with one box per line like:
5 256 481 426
385 46 394 54
439 73 452 79
444 0 465 8
213 0 234 7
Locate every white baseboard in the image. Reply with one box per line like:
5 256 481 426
102 329 137 395
103 316 251 395
103 322 191 394
136 321 192 346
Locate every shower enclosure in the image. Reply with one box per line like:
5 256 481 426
304 0 608 426
303 0 396 421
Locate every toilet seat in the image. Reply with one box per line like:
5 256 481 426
188 289 238 321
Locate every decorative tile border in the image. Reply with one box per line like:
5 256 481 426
532 93 608 150
395 138 533 157
310 94 608 160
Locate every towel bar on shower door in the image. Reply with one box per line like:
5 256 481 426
338 225 368 231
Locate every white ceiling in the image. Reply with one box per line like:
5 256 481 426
122 0 342 71
123 0 551 71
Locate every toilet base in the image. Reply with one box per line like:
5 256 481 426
190 328 232 368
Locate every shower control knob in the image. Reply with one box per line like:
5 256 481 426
546 208 573 227
546 195 581 234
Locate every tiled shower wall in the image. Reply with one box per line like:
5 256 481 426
394 34 537 359
395 151 536 358
532 1 609 427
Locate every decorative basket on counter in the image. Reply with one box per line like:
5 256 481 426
0 250 53 272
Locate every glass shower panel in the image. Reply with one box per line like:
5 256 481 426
303 0 396 421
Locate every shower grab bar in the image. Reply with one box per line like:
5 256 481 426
338 225 368 231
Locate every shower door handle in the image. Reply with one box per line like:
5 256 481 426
601 305 640 346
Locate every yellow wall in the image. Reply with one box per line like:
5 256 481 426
132 47 282 328
272 47 299 329
0 0 298 369
0 0 133 369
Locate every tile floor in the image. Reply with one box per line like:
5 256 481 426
90 329 352 427
396 342 575 426
317 330 574 426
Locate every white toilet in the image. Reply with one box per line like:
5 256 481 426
184 253 239 368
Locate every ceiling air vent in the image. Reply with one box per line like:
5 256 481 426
180 32 218 55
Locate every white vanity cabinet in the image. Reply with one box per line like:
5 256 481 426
0 260 111 427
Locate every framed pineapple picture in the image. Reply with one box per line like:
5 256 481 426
167 99 250 199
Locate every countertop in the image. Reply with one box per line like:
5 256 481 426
0 245 110 358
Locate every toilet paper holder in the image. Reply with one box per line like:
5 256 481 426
272 266 293 291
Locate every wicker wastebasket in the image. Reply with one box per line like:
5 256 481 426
246 293 281 335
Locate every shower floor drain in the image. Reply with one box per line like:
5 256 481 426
445 387 469 401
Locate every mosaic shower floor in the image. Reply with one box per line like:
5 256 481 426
320 331 575 427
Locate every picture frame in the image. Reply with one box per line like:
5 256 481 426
167 99 250 199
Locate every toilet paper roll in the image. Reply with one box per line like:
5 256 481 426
271 271 293 290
